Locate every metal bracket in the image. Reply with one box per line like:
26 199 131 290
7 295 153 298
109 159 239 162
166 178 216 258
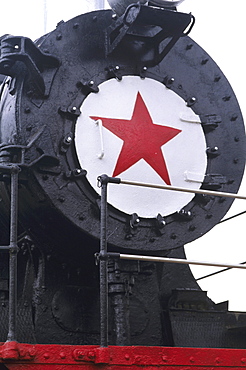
0 36 60 96
105 4 195 66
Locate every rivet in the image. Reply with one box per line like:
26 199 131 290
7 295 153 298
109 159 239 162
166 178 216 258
14 44 19 50
187 97 197 107
65 136 72 144
43 353 50 359
58 195 65 203
233 158 239 164
26 124 32 131
201 58 208 65
56 34 62 40
125 354 130 360
186 43 193 50
189 225 196 231
88 351 95 359
24 107 31 114
171 233 177 240
214 75 221 82
215 357 221 364
212 146 219 152
126 234 133 240
230 113 238 121
28 348 36 357
234 136 240 142
241 358 246 364
88 80 94 87
60 352 66 359
77 351 84 358
162 355 168 362
73 23 79 29
112 13 117 19
190 356 195 363
71 106 77 112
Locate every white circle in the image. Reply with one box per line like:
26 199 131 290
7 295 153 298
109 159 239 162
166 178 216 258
75 76 207 218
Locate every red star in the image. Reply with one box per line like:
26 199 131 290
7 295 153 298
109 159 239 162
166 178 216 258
90 92 181 185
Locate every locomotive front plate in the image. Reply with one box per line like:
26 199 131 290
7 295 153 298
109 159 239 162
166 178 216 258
0 7 244 252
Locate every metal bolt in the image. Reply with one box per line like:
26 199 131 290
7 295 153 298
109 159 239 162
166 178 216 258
88 80 94 87
65 136 72 144
211 146 219 152
189 225 196 231
71 106 77 113
58 195 65 203
214 75 221 82
230 113 238 121
190 356 195 363
88 351 95 360
215 357 221 364
186 43 193 50
201 58 208 65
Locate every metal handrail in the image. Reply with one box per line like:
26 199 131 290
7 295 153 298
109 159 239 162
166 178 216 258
0 165 20 343
97 174 246 347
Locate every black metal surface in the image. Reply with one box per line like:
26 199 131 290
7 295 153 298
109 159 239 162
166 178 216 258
0 5 244 350
0 8 243 254
98 175 109 347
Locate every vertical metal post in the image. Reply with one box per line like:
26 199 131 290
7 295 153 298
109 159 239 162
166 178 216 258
99 175 109 347
7 167 19 342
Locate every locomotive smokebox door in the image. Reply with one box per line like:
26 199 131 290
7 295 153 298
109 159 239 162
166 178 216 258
0 5 244 255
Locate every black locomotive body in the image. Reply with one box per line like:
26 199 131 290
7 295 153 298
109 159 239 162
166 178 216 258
0 1 245 354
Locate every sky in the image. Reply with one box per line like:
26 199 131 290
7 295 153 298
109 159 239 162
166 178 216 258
0 0 245 311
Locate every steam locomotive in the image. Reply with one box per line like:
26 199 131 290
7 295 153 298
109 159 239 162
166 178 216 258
0 0 245 368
